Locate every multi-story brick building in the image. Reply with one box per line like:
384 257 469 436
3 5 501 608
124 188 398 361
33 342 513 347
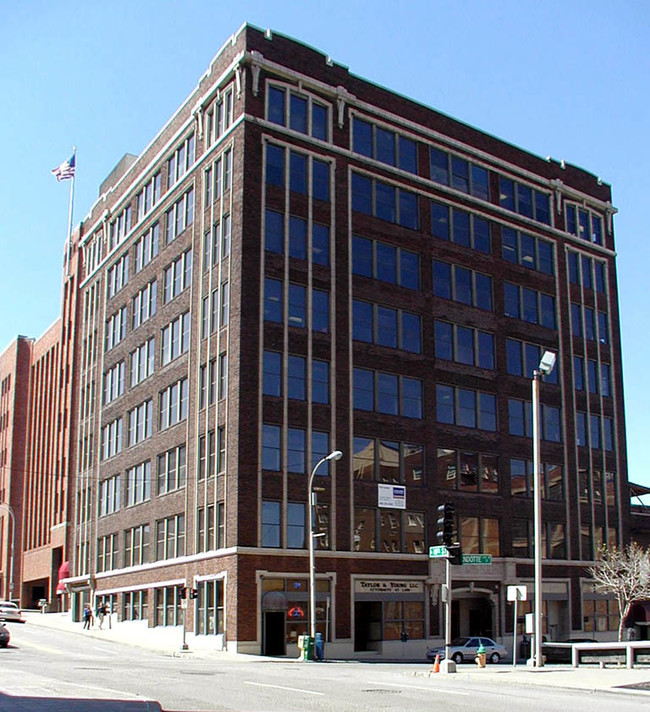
59 23 629 656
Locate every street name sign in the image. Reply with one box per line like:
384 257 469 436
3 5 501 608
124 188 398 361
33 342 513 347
462 554 492 565
429 545 449 558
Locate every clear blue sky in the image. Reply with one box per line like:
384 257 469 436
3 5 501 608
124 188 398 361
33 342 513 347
1 1 648 488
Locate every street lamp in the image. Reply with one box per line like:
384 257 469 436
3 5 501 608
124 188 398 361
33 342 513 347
532 350 556 668
308 450 342 646
0 503 15 603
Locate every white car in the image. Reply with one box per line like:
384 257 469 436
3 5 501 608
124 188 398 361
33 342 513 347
427 636 508 664
0 601 22 623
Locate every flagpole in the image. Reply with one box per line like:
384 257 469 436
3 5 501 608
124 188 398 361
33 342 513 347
65 148 76 278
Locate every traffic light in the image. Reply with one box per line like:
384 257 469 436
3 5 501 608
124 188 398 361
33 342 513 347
178 587 188 600
189 588 198 600
448 542 463 566
436 502 455 546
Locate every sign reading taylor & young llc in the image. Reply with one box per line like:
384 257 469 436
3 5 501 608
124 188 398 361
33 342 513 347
354 580 424 594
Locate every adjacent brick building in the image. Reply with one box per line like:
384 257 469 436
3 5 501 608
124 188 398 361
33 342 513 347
50 23 632 655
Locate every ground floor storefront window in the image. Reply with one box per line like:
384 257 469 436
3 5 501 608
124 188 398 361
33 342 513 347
196 579 224 635
122 590 148 621
154 585 182 626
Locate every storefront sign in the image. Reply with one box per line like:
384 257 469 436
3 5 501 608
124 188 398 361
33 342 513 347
355 580 423 594
377 484 406 509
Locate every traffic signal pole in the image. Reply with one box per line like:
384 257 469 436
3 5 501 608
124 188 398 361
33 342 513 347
439 556 457 674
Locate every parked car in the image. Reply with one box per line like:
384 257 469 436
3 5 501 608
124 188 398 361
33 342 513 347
0 601 23 623
0 623 9 647
427 636 508 664
543 638 596 663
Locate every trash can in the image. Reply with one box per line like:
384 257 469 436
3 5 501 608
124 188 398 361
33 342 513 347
520 636 531 661
315 632 324 661
303 635 315 661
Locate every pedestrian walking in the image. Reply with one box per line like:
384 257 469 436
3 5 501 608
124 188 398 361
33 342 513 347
83 604 93 630
97 602 106 629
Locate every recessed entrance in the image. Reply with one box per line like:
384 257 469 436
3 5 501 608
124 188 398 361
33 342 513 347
263 611 286 656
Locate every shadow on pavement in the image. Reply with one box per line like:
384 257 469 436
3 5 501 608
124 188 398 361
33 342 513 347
0 692 163 711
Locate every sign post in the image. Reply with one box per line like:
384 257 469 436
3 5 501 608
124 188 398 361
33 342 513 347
507 585 528 667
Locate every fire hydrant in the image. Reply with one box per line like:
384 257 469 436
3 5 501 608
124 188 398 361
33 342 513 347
475 642 487 668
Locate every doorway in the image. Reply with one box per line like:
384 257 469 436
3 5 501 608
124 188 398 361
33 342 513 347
263 611 285 656
354 601 382 651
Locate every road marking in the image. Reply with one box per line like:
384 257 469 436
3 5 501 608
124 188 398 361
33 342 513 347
368 680 470 696
244 681 324 696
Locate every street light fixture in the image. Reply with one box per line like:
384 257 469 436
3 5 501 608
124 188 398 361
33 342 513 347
308 450 342 647
532 350 556 668
0 503 15 603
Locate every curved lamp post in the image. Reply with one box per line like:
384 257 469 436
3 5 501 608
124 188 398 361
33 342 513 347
0 502 15 602
308 450 342 643
532 351 556 668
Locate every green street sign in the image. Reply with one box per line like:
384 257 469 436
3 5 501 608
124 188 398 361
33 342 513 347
429 545 449 558
462 554 492 565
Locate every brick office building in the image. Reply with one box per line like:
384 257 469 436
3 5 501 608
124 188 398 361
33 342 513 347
62 23 628 656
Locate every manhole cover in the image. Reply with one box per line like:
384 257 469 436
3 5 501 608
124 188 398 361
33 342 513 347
616 681 650 691
363 689 400 694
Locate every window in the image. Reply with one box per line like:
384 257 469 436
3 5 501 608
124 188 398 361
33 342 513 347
134 224 159 273
203 217 231 269
156 514 185 560
600 363 611 397
287 503 305 549
103 361 125 404
130 338 155 387
504 283 556 328
268 85 330 141
125 461 151 506
159 378 188 430
429 147 489 200
198 430 216 479
433 261 493 311
99 475 121 516
128 400 153 446
263 278 329 332
460 517 500 556
430 202 491 253
205 86 234 146
435 385 497 431
352 236 419 289
434 321 494 369
352 117 417 173
262 501 281 547
108 205 132 251
101 417 123 459
157 444 186 495
105 307 127 351
163 249 192 303
262 424 281 471
167 134 195 187
97 533 118 572
353 438 424 486
498 177 550 224
124 524 150 567
353 508 426 555
351 172 419 229
353 368 423 418
353 300 421 353
505 339 559 384
437 448 499 494
136 173 161 221
199 360 217 409
502 228 553 274
132 280 157 329
106 254 129 299
508 399 561 442
565 204 603 245
263 352 330 404
509 458 564 500
165 189 194 244
161 312 190 366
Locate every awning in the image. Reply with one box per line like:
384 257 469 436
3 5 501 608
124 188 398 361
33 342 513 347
55 561 70 594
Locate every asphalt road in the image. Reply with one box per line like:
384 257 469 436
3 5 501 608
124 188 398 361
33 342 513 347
0 622 648 711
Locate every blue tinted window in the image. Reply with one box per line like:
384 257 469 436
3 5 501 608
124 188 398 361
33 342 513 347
520 233 535 269
502 227 517 263
377 372 399 414
402 377 423 419
576 412 587 447
543 406 561 442
287 503 305 549
574 357 584 391
351 173 372 214
289 216 307 260
312 224 329 265
592 215 603 245
589 414 600 450
436 384 454 424
584 307 595 340
402 312 421 353
289 152 307 194
581 256 592 290
353 300 373 342
499 178 515 210
312 103 328 141
430 147 449 185
376 127 396 166
313 290 329 333
312 159 330 202
375 182 396 222
287 427 306 472
353 118 373 156
479 393 497 431
264 278 282 322
352 236 373 277
508 399 525 436
506 339 522 375
263 351 281 396
452 209 471 248
457 388 476 428
400 251 420 289
524 343 540 377
288 284 306 327
268 87 285 126
266 144 285 186
540 294 555 329
477 331 494 369
598 312 608 343
568 252 579 283
376 243 397 283
399 135 417 174
538 241 553 275
312 431 331 473
431 201 449 240
433 261 452 299
587 359 598 394
571 303 582 337
262 501 281 546
471 165 489 200
312 360 329 404
456 326 474 365
594 262 606 293
399 189 418 229
473 217 491 254
475 273 493 311
522 288 538 324
434 321 453 361
535 191 550 224
262 425 281 470
451 156 469 193
517 184 533 218
290 94 308 134
603 417 614 451
354 368 374 410
566 205 577 235
377 306 398 348
265 209 283 253
504 283 520 318
288 355 306 400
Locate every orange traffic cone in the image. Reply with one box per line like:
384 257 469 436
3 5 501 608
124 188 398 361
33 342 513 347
431 654 440 673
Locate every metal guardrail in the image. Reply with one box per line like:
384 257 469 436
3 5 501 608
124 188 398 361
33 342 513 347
569 641 650 669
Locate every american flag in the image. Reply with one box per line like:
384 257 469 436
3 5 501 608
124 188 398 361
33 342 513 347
51 152 76 181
